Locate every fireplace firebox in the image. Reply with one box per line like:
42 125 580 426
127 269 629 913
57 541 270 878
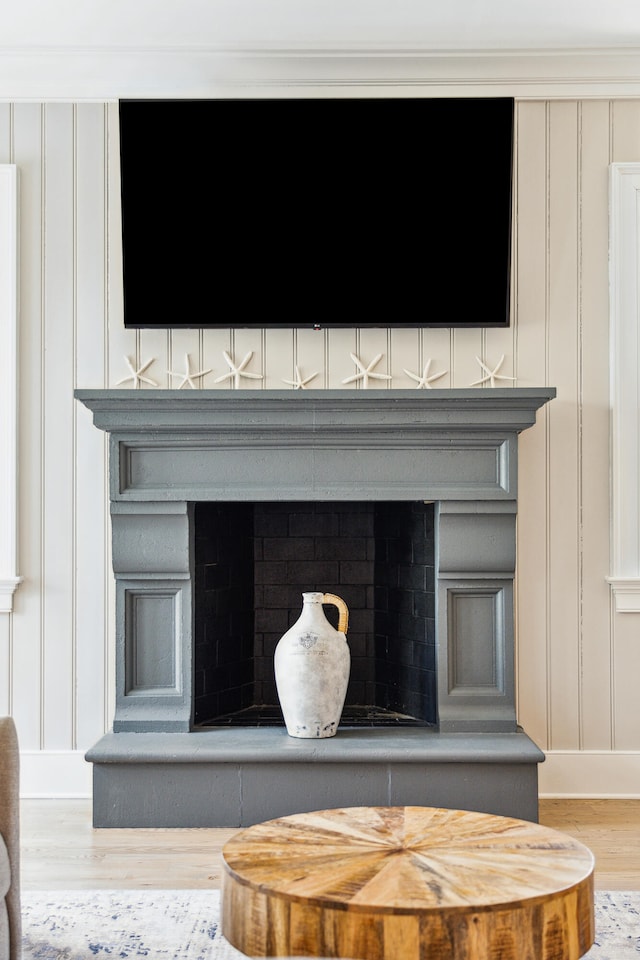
194 499 436 728
76 388 555 827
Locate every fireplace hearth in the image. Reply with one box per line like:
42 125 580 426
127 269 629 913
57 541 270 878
76 388 555 827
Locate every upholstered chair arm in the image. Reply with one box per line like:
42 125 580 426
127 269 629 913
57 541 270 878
0 717 21 959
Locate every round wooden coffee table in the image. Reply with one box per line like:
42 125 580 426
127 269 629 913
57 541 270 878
221 805 595 960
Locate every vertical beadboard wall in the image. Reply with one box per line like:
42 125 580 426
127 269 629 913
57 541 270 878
0 99 638 796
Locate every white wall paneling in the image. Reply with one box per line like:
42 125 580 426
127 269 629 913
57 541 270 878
74 104 110 747
296 326 327 389
0 115 14 714
264 327 294 389
12 103 46 753
3 97 640 796
547 102 581 752
577 101 614 751
0 165 21 613
202 327 233 390
42 104 76 749
514 101 552 752
230 327 265 389
389 326 422 389
608 162 640 612
5 103 113 767
328 326 359 388
106 101 136 393
356 326 391 388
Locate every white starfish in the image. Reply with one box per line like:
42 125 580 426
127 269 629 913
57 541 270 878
167 353 212 389
342 353 392 389
282 365 319 390
214 350 263 389
115 356 158 388
403 358 448 389
471 354 517 388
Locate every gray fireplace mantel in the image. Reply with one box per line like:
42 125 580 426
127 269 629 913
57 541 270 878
76 387 554 434
76 387 555 503
76 386 556 827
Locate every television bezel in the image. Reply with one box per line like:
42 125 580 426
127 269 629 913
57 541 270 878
118 97 515 331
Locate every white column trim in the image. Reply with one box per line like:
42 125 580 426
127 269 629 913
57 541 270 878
608 163 640 614
0 165 21 613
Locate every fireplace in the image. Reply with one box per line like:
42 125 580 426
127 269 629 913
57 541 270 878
76 387 555 827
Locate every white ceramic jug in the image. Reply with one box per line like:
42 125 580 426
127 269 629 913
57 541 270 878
274 591 350 739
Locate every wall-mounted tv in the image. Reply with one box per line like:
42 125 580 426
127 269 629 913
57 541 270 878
118 97 514 330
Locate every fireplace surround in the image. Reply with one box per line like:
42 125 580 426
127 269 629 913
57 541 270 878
76 387 555 827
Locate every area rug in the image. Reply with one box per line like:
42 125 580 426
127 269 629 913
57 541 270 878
21 889 640 959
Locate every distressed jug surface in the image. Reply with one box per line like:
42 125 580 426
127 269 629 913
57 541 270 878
274 591 350 739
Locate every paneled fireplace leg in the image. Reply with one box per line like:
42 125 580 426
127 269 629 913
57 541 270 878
110 501 194 732
436 500 517 733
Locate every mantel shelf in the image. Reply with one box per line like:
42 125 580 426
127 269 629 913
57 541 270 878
75 387 556 435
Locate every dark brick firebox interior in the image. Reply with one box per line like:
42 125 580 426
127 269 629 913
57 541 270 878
194 501 436 728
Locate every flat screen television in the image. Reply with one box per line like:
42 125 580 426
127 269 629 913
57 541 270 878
118 97 514 330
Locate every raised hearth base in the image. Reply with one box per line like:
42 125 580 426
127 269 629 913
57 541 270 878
86 726 544 827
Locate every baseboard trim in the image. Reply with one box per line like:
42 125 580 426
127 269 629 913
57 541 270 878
20 746 640 801
20 750 93 798
539 750 640 798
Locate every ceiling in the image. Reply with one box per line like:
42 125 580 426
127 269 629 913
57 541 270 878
3 0 640 51
2 0 640 99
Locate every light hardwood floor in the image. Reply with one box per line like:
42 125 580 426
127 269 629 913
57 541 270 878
19 799 640 892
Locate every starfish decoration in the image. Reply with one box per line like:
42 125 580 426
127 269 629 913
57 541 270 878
115 356 158 388
214 350 263 389
471 354 517 388
403 358 448 389
282 365 319 390
342 353 392 389
167 353 212 389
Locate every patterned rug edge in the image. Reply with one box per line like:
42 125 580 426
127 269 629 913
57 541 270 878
20 888 640 959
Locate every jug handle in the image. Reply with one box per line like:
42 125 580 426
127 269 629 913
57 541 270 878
322 593 349 635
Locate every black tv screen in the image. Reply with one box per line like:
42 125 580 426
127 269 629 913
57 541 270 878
118 98 514 330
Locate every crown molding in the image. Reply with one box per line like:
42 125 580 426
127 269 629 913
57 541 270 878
2 48 640 100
